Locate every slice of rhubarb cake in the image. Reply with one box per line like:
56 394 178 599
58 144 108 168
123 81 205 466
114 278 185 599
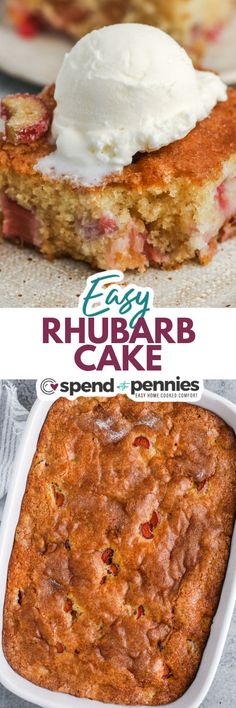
7 0 233 61
1 85 236 273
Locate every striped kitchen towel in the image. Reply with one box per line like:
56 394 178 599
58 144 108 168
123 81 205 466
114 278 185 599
0 381 28 499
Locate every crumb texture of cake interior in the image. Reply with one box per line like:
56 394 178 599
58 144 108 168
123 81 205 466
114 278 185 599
3 397 236 705
7 0 233 60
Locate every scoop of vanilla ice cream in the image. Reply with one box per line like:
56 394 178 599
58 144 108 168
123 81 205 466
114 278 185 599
37 23 227 185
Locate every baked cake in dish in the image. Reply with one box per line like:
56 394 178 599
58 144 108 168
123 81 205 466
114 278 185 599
1 86 236 272
7 0 233 61
3 396 236 704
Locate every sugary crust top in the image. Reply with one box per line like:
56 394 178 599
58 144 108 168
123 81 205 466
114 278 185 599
1 88 236 191
3 397 236 705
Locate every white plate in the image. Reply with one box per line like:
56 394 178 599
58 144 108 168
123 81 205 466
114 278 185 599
202 14 236 85
0 14 72 86
0 0 72 86
0 390 236 708
0 3 236 85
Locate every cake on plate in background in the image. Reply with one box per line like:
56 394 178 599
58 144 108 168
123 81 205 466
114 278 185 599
7 0 233 62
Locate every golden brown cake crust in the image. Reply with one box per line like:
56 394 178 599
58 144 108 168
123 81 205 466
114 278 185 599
3 397 236 705
1 88 236 192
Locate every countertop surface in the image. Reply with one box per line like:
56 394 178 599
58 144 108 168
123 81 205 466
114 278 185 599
0 380 235 707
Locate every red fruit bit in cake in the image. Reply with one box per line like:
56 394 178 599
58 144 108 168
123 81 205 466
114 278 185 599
196 480 206 492
99 215 117 233
191 22 223 43
101 548 114 564
205 23 223 42
107 563 119 576
162 664 173 679
56 642 65 653
9 2 42 37
140 522 154 540
64 598 73 613
128 225 146 254
215 183 229 212
55 492 65 507
141 511 159 539
149 511 159 529
219 215 236 243
144 242 167 265
1 194 41 246
0 94 50 145
136 605 145 619
133 436 150 449
17 590 23 605
190 23 202 41
52 484 65 507
77 215 117 240
17 13 42 38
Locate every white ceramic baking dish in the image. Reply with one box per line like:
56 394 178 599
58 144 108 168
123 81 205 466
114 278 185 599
0 389 235 708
